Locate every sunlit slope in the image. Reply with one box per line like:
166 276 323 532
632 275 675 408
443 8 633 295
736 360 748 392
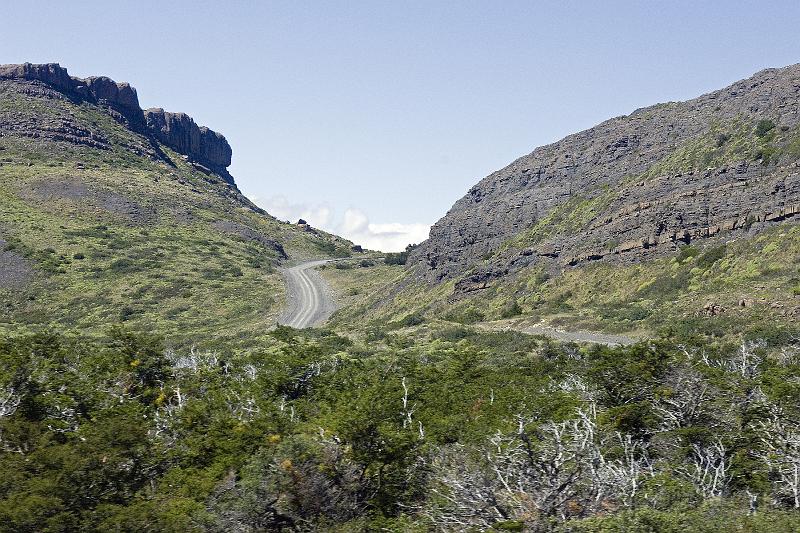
0 65 355 346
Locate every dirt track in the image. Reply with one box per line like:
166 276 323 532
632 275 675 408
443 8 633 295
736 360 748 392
278 260 338 328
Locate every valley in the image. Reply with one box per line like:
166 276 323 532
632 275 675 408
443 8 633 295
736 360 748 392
2 61 800 532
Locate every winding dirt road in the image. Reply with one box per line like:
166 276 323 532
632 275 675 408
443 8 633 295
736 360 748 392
278 260 338 328
276 260 638 345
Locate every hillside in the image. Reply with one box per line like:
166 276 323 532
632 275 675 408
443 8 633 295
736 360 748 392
0 63 355 347
340 64 800 338
5 61 800 532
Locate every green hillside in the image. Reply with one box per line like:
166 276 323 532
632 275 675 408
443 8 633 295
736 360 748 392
333 223 800 345
4 63 800 533
0 69 353 348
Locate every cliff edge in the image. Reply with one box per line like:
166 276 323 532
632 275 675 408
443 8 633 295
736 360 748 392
0 62 233 180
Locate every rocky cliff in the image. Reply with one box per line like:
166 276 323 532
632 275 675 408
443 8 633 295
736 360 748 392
411 64 800 291
0 62 233 179
144 108 232 170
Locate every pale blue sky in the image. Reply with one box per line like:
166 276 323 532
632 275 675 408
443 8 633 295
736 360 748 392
3 1 800 250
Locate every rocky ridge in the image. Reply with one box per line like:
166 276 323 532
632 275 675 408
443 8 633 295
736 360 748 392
0 63 232 180
411 64 800 291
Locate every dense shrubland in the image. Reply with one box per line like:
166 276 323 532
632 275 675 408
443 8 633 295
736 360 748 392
2 324 800 531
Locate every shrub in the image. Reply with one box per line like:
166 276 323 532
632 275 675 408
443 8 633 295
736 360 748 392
599 302 651 322
444 307 485 324
119 306 138 321
676 245 699 263
384 252 408 265
756 119 776 138
397 312 425 327
109 258 139 273
314 240 351 258
637 270 690 299
500 298 522 319
384 244 418 265
433 326 473 342
64 225 111 239
696 244 726 269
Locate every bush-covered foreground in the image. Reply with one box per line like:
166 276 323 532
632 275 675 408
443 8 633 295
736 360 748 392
2 326 800 531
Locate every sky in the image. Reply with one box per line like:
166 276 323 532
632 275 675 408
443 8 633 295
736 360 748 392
3 1 800 251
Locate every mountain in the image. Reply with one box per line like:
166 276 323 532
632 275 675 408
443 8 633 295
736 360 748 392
5 61 800 533
0 63 355 346
390 64 800 336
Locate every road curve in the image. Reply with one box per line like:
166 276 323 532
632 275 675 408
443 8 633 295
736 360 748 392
278 260 338 328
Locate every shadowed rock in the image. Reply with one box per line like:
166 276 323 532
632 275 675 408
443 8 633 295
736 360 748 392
145 109 232 170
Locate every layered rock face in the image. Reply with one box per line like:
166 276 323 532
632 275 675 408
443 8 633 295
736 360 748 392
0 63 233 179
411 64 800 289
144 109 232 170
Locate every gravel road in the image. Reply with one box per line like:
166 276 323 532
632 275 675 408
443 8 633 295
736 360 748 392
478 321 637 346
278 260 338 328
276 260 638 344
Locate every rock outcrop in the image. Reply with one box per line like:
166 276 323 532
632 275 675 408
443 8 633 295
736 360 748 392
410 63 800 289
0 63 144 124
0 63 233 180
144 109 232 170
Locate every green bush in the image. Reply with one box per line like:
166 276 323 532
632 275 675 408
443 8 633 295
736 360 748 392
109 258 139 273
756 119 776 138
384 243 418 265
500 298 522 318
676 245 699 263
314 239 352 258
443 306 487 324
696 244 726 269
397 312 425 327
599 302 651 322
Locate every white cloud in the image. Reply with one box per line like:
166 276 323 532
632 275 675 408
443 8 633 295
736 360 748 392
256 196 429 252
258 195 332 228
340 209 430 252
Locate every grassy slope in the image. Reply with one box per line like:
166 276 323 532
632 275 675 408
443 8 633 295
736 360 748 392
0 86 353 348
335 223 800 344
331 120 800 342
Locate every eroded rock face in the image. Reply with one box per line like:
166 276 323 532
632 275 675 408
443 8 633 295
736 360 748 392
0 63 74 92
144 109 232 170
0 63 232 179
410 64 800 288
84 76 142 119
0 63 144 122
